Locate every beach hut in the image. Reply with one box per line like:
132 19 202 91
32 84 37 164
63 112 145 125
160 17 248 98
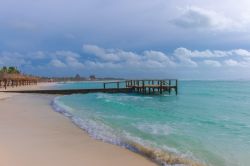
0 72 38 89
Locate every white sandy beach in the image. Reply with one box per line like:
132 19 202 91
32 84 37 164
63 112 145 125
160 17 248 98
0 84 156 166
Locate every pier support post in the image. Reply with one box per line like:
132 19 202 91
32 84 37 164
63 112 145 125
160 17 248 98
175 80 178 95
168 80 171 94
142 81 145 94
160 81 162 94
117 82 119 89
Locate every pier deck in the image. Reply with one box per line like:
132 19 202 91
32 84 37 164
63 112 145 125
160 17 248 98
1 79 178 95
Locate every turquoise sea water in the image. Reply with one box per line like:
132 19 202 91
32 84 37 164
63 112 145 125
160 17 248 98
52 81 250 166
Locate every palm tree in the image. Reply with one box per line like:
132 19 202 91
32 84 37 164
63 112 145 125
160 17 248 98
0 66 8 73
7 66 20 74
0 66 20 74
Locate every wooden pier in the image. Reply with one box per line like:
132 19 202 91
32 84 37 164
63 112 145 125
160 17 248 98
104 79 178 95
1 79 178 95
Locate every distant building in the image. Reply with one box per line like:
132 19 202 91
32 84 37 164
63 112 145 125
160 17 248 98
75 74 81 81
89 75 96 80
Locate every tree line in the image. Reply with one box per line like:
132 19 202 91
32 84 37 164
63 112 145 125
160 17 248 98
0 66 21 74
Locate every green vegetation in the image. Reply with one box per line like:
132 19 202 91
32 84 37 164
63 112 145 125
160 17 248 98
0 66 20 74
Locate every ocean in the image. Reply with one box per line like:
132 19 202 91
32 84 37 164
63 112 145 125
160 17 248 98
52 81 250 166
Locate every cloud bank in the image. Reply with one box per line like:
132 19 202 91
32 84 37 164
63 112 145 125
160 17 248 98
171 6 250 31
1 44 250 79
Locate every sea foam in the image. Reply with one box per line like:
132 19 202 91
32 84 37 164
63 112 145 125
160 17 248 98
51 97 205 166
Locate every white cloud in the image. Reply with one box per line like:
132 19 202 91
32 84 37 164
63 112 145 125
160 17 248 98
83 45 117 61
50 59 66 68
143 51 176 67
83 44 176 69
50 51 84 69
53 51 80 59
82 45 250 70
190 50 228 58
84 61 122 69
83 44 140 62
203 60 221 67
29 51 47 59
172 47 250 60
0 51 30 66
223 59 247 67
225 59 242 67
0 50 85 70
232 49 250 57
171 6 241 31
173 48 197 67
65 56 84 68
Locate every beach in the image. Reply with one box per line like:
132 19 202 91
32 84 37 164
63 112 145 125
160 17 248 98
0 84 156 166
1 81 250 166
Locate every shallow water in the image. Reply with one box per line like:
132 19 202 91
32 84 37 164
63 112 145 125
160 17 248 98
53 81 250 166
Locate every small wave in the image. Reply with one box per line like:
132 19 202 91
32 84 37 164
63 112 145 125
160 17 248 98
51 98 122 145
51 97 206 166
127 141 206 166
52 97 74 117
96 93 153 102
134 123 172 136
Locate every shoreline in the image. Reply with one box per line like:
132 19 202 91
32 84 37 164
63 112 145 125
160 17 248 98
53 94 205 166
0 85 156 166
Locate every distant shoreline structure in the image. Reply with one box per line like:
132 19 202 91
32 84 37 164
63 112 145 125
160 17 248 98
39 75 126 83
0 66 126 89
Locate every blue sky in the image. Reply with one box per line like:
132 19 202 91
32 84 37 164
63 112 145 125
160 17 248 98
1 0 250 79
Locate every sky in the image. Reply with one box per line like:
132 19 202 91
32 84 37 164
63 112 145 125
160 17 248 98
1 0 250 79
